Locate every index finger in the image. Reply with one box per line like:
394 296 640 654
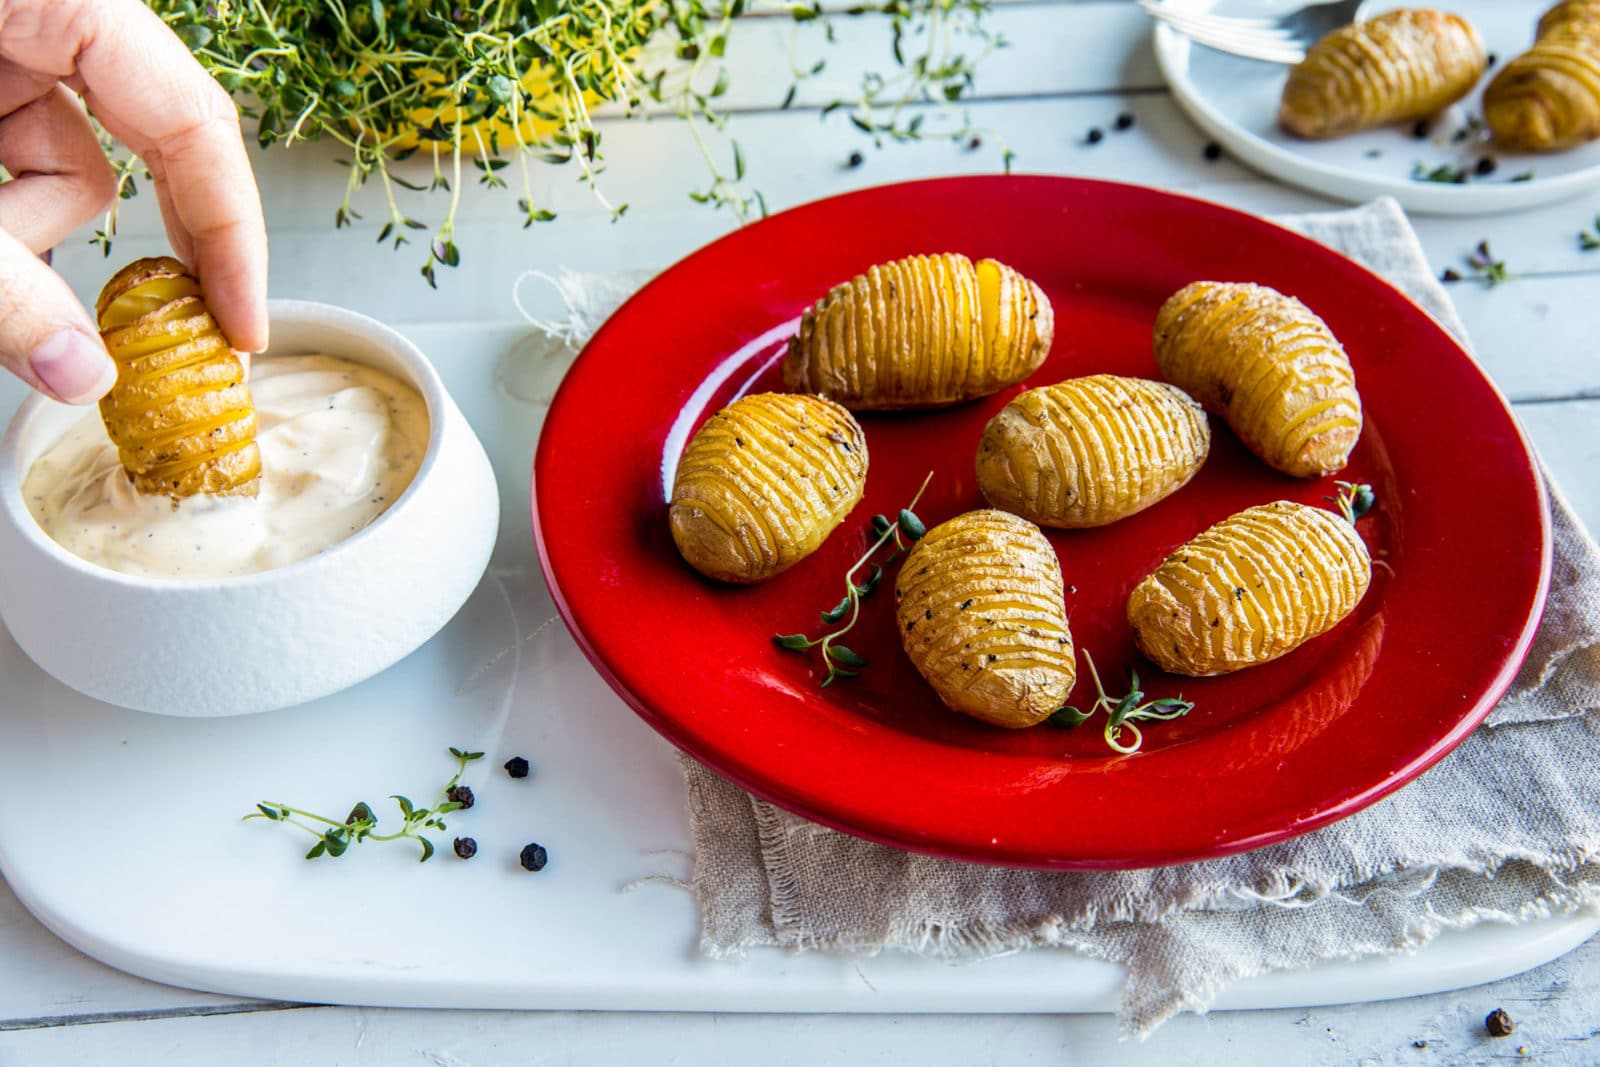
0 0 269 352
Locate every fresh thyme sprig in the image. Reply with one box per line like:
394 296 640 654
1326 481 1375 524
773 470 933 686
88 124 147 257
1046 651 1193 755
1579 215 1600 252
112 1 1005 278
245 747 484 863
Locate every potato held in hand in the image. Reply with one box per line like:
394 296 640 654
1484 1 1600 151
1154 281 1361 478
976 374 1210 528
783 253 1053 410
1127 501 1371 677
670 392 868 583
895 510 1075 728
95 257 260 498
1279 9 1486 139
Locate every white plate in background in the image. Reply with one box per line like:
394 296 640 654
1153 0 1600 214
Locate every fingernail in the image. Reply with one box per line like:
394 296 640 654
31 329 117 405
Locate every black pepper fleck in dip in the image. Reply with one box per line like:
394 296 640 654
520 843 549 872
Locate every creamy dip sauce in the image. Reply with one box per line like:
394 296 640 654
23 354 429 579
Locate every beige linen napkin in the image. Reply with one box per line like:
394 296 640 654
518 199 1600 1037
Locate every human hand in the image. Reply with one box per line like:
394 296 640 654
0 0 267 404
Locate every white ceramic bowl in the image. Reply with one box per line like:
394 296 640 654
0 300 499 716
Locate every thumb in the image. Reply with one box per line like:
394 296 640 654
0 228 118 405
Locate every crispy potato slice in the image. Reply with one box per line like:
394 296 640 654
669 392 868 583
783 253 1053 410
95 257 259 499
1279 9 1485 139
1485 1 1600 151
1127 501 1371 677
895 509 1075 728
1154 281 1361 479
977 374 1210 528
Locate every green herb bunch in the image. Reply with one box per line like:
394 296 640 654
113 0 1005 285
246 746 484 862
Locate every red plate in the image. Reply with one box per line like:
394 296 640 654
533 176 1549 869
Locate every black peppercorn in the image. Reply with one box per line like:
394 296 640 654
1114 112 1134 131
520 843 549 872
1411 120 1431 139
846 150 864 169
1202 142 1222 161
1487 52 1498 66
1085 127 1104 145
446 785 475 809
1441 268 1462 282
1412 1039 1427 1049
1486 1008 1515 1037
453 837 477 860
1475 156 1498 176
504 756 531 779
967 136 982 150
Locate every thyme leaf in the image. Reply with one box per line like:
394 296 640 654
1326 481 1375 525
1579 215 1600 252
1046 651 1193 754
1463 240 1510 287
772 471 933 687
244 747 484 863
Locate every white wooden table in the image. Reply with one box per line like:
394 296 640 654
5 2 1600 1062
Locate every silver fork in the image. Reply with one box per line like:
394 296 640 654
1139 0 1369 64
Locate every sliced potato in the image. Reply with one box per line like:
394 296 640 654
895 509 1075 728
1154 281 1361 479
1279 9 1485 139
783 253 1053 410
1484 1 1600 151
669 392 868 584
95 257 259 499
976 374 1209 528
1127 501 1371 677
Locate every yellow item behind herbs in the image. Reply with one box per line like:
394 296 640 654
95 257 260 500
783 253 1053 410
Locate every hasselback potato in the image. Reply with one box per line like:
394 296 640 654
1127 501 1371 677
895 509 1075 728
669 392 868 583
1484 1 1600 151
783 253 1053 410
94 257 260 499
975 374 1210 528
1279 9 1486 139
1153 281 1361 479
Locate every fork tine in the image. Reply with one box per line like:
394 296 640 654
1143 7 1302 46
1157 18 1306 64
1138 0 1290 33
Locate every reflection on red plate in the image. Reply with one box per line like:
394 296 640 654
532 176 1550 870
